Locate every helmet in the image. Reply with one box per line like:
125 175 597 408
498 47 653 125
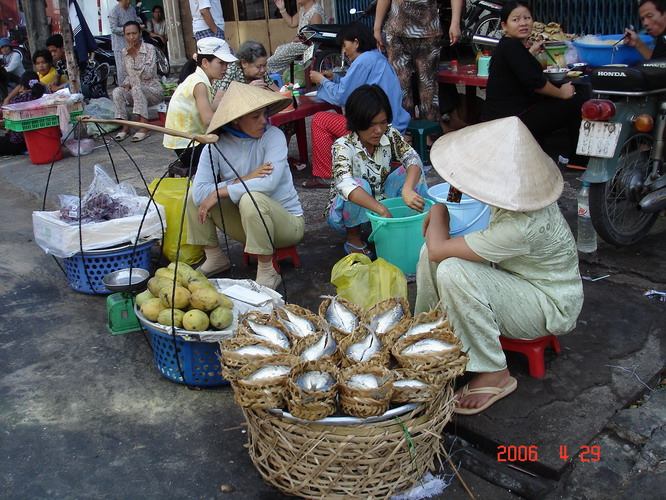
0 38 11 48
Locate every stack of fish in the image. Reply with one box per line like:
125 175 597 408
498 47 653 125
220 296 467 419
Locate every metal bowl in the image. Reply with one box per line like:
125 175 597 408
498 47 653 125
568 62 588 72
544 68 569 82
103 268 150 293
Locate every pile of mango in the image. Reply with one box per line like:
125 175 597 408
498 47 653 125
136 262 234 331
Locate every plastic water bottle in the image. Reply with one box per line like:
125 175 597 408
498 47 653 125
577 182 597 253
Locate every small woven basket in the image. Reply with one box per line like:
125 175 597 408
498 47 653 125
231 353 298 410
286 359 339 421
337 327 391 368
392 326 466 376
276 304 324 336
384 309 447 346
318 296 362 342
361 296 412 339
218 336 288 381
291 329 339 365
237 312 294 350
244 384 456 499
392 369 446 403
338 363 394 418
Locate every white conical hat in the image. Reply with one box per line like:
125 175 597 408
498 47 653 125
430 117 563 211
207 81 292 134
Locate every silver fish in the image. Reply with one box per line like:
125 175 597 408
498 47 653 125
394 379 428 388
323 295 358 333
296 371 336 392
370 303 405 335
282 309 317 337
281 320 301 337
400 320 446 339
246 320 290 349
232 345 277 356
345 330 382 362
246 365 291 381
301 328 337 361
400 338 456 355
347 373 380 390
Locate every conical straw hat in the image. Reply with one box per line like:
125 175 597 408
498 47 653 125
430 116 563 211
207 81 292 134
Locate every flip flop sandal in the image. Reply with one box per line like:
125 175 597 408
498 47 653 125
132 132 150 142
343 241 374 259
302 178 330 189
454 376 518 416
114 131 129 141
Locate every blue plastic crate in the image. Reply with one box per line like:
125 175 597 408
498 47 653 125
63 241 154 294
143 323 227 387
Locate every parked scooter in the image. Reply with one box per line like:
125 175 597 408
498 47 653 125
459 0 507 51
576 60 666 245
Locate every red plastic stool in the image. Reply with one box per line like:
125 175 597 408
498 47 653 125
499 335 561 378
243 246 301 272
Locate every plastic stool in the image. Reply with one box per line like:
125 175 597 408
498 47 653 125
405 120 442 165
243 245 301 272
499 335 561 378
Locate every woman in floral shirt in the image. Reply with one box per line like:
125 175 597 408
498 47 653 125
327 84 428 256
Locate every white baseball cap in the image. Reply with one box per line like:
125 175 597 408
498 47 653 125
196 37 238 63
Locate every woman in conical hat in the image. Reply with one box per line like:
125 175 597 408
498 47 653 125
415 117 583 415
186 82 305 290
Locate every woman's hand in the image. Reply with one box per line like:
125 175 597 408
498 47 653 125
373 28 384 50
309 70 325 85
378 205 393 219
449 22 462 46
559 82 575 99
249 79 269 89
274 0 285 10
528 39 545 55
242 162 273 181
402 188 425 213
196 192 220 224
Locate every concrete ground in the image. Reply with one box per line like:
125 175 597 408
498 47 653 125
0 119 664 499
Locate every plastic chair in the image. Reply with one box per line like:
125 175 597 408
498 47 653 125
243 245 301 272
405 120 442 165
499 335 562 378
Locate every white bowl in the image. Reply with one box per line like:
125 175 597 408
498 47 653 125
544 68 569 82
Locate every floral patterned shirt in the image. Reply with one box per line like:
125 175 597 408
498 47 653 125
327 124 422 211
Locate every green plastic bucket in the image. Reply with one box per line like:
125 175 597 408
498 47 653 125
367 197 434 275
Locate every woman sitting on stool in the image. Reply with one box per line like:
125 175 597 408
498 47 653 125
416 117 583 415
187 82 304 289
481 1 587 169
326 84 426 256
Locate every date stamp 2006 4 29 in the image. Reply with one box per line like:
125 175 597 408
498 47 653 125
496 445 601 462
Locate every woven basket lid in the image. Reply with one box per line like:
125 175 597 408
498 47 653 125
430 117 563 211
207 81 292 134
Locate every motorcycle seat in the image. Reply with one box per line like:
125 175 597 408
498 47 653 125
591 59 666 92
302 24 344 35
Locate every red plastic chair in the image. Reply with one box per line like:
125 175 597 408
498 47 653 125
243 246 301 272
499 335 561 378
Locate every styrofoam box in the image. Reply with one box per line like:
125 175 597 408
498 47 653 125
32 199 166 258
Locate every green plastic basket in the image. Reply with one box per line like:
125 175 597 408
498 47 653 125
4 110 83 132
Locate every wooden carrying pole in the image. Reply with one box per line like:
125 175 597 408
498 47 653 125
77 116 220 144
57 0 82 94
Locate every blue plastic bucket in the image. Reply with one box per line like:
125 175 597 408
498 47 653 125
427 183 490 236
367 197 434 275
572 34 653 67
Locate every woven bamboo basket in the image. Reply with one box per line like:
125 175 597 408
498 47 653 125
286 359 339 421
237 312 294 350
385 309 448 346
337 327 391 368
361 296 412 338
338 363 394 418
392 326 466 376
218 336 288 381
318 296 362 342
392 369 446 403
244 384 456 499
291 329 340 365
231 353 298 409
276 303 324 337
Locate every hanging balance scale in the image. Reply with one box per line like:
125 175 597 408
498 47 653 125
102 268 151 335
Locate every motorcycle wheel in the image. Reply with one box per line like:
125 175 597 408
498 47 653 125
315 50 346 73
471 14 504 53
589 132 659 246
156 49 170 76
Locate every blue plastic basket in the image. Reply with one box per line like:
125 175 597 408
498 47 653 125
63 241 154 294
143 323 227 387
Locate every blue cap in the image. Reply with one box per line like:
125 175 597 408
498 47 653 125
0 38 10 47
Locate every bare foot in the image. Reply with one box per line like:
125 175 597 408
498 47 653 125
455 369 511 411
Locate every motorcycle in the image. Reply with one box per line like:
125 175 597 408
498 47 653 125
299 1 377 74
459 0 506 51
576 60 666 245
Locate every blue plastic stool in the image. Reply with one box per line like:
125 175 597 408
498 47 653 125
406 120 442 165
